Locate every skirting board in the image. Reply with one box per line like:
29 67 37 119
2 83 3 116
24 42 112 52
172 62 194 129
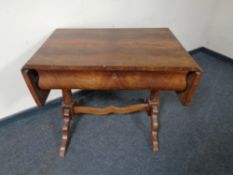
0 47 232 126
190 47 233 65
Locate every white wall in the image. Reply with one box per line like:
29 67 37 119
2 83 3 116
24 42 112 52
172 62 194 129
0 0 221 119
205 0 233 58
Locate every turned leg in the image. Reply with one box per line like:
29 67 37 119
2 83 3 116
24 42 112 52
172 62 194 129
59 108 71 157
59 89 73 158
148 90 160 152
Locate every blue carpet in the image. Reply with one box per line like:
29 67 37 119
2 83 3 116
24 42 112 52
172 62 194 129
0 51 233 175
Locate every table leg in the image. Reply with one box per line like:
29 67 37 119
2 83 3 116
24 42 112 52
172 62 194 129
149 90 160 152
58 89 160 157
59 89 73 158
59 108 71 157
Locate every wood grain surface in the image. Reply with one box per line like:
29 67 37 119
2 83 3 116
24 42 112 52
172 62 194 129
24 28 201 72
38 70 187 91
74 104 149 115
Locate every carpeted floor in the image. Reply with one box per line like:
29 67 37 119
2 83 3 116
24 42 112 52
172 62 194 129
0 51 233 175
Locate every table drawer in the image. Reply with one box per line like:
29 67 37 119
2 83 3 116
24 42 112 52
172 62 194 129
38 71 187 91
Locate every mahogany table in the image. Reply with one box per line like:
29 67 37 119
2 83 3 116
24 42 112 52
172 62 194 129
21 28 202 158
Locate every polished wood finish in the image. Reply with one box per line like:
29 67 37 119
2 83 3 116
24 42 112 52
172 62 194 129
177 72 201 106
60 108 71 158
38 71 187 91
149 90 160 152
62 89 73 105
22 28 202 107
74 104 149 115
21 28 202 158
59 89 73 158
21 69 50 106
24 28 201 72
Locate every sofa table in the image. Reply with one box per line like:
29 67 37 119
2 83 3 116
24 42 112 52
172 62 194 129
21 28 202 158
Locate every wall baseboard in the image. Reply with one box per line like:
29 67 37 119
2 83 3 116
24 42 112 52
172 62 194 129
0 97 62 127
0 47 232 127
190 47 233 65
189 47 206 55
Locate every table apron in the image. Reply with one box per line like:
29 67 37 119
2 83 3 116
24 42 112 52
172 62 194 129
38 71 187 91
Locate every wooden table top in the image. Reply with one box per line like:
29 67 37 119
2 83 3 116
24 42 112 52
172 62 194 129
25 28 201 72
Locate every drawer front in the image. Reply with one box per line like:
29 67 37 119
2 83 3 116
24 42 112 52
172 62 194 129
38 71 187 91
